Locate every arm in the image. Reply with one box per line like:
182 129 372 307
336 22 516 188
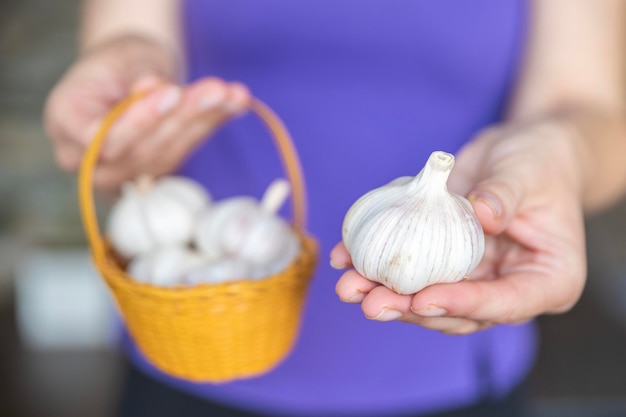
509 0 626 213
79 0 183 84
81 0 182 55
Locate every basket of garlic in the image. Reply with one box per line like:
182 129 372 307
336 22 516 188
78 94 318 382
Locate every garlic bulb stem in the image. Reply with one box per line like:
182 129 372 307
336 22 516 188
411 151 454 191
261 179 291 214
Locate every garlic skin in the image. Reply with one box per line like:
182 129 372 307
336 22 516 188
107 176 210 259
128 245 207 287
155 176 212 215
184 258 252 285
238 215 299 267
248 239 301 280
194 197 259 259
342 151 485 295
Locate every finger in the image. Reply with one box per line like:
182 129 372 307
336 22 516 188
465 235 509 281
88 74 167 158
92 161 137 191
223 82 252 114
446 127 499 195
330 242 352 269
192 77 230 112
130 78 231 161
102 83 183 160
360 285 413 321
134 119 214 178
47 117 86 173
130 81 252 177
411 267 583 324
335 269 379 303
182 78 251 115
54 143 83 173
131 74 166 93
44 72 126 150
404 316 487 335
451 127 528 236
466 161 526 235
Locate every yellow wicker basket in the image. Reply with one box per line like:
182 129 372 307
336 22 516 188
78 94 318 382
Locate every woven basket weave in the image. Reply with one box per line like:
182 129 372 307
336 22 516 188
78 94 318 382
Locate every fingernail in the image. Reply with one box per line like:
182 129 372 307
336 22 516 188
470 192 502 219
222 101 240 114
330 259 347 270
132 74 162 93
340 291 365 304
156 87 181 114
198 89 225 110
370 308 403 322
414 304 448 317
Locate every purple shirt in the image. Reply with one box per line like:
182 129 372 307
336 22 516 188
126 1 537 415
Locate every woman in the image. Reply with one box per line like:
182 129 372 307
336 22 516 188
44 1 626 416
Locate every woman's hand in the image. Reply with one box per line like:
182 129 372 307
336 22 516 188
332 118 589 335
44 35 250 191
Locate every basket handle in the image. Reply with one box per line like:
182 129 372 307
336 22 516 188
79 93 308 261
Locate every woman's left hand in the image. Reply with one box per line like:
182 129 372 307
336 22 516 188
332 119 589 335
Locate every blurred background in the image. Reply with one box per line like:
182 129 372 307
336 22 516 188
1 1 626 416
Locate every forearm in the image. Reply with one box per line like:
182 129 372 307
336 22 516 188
80 0 183 59
508 0 626 213
551 107 626 214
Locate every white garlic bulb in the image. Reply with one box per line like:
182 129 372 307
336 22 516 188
194 179 300 271
184 258 252 285
342 151 485 295
155 176 211 215
248 239 301 280
107 176 211 258
128 245 207 287
194 196 259 259
238 217 300 271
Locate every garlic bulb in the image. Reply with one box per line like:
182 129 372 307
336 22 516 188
107 176 211 258
342 151 485 294
128 245 207 287
194 179 300 270
239 217 299 270
155 176 211 215
184 258 252 285
248 240 301 280
194 197 259 260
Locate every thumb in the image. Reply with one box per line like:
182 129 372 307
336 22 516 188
467 168 525 235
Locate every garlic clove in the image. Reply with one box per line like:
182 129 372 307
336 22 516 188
127 245 207 287
127 253 153 284
155 176 211 216
194 197 259 259
142 192 196 247
342 151 485 295
239 216 300 269
150 247 206 287
107 190 157 258
184 258 252 285
249 235 301 279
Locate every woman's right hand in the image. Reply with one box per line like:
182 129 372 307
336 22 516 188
44 34 250 191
